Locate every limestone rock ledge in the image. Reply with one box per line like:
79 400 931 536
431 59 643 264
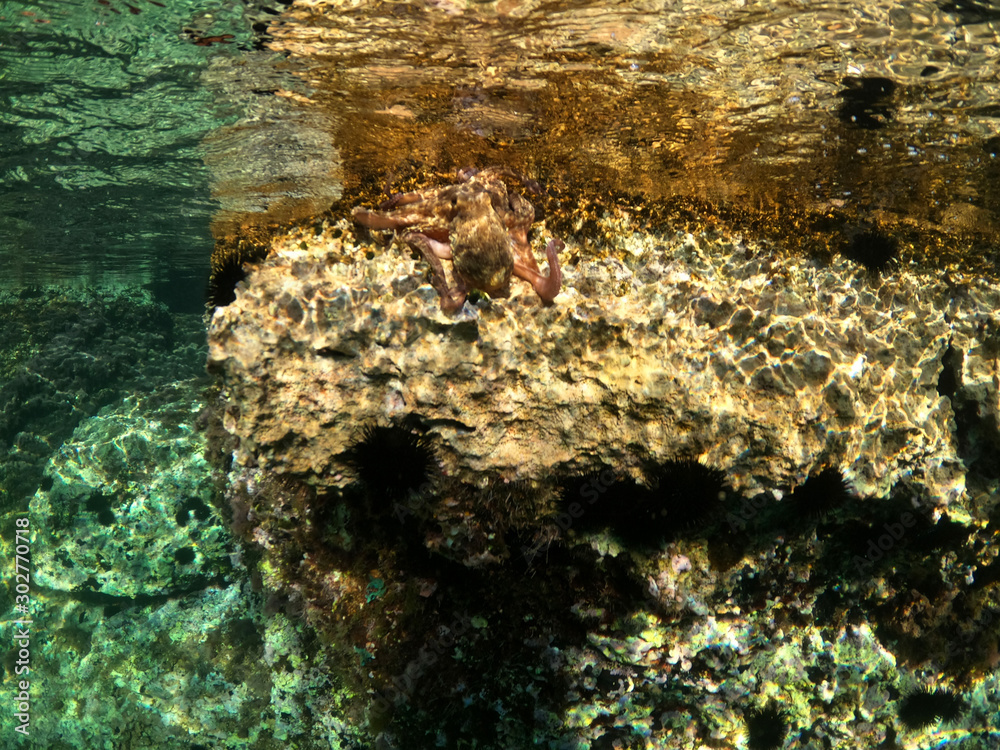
207 219 998 503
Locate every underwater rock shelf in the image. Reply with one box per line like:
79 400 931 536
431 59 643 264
208 219 997 503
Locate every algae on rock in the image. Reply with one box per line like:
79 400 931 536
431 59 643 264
207 218 990 506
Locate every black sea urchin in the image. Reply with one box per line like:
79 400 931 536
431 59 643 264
556 460 733 547
206 240 270 309
897 687 967 730
842 227 899 275
646 459 732 535
744 703 789 750
789 467 852 519
345 424 436 500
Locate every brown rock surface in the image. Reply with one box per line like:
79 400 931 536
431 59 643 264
208 216 998 504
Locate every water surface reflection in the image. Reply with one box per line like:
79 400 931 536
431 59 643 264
246 0 1000 276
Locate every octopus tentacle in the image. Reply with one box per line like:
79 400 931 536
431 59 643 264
403 231 466 313
351 206 405 230
512 238 562 306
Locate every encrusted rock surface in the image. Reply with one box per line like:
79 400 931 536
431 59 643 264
31 384 230 598
0 287 205 507
205 217 1000 749
208 218 997 504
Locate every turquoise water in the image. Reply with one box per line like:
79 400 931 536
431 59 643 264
0 0 254 293
1 2 245 746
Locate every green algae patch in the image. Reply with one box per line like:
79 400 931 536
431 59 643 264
31 386 229 599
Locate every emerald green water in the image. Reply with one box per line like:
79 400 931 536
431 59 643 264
0 5 251 744
0 0 255 296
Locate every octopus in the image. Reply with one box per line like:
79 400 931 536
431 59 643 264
351 167 562 313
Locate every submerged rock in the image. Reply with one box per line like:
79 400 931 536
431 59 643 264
204 216 1000 748
31 383 229 598
208 218 994 505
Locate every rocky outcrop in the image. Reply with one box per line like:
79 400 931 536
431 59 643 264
208 218 995 505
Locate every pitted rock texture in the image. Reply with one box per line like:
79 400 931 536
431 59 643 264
31 384 229 598
208 219 999 503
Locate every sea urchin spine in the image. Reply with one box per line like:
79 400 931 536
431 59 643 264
897 687 966 730
744 702 789 750
345 424 437 501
